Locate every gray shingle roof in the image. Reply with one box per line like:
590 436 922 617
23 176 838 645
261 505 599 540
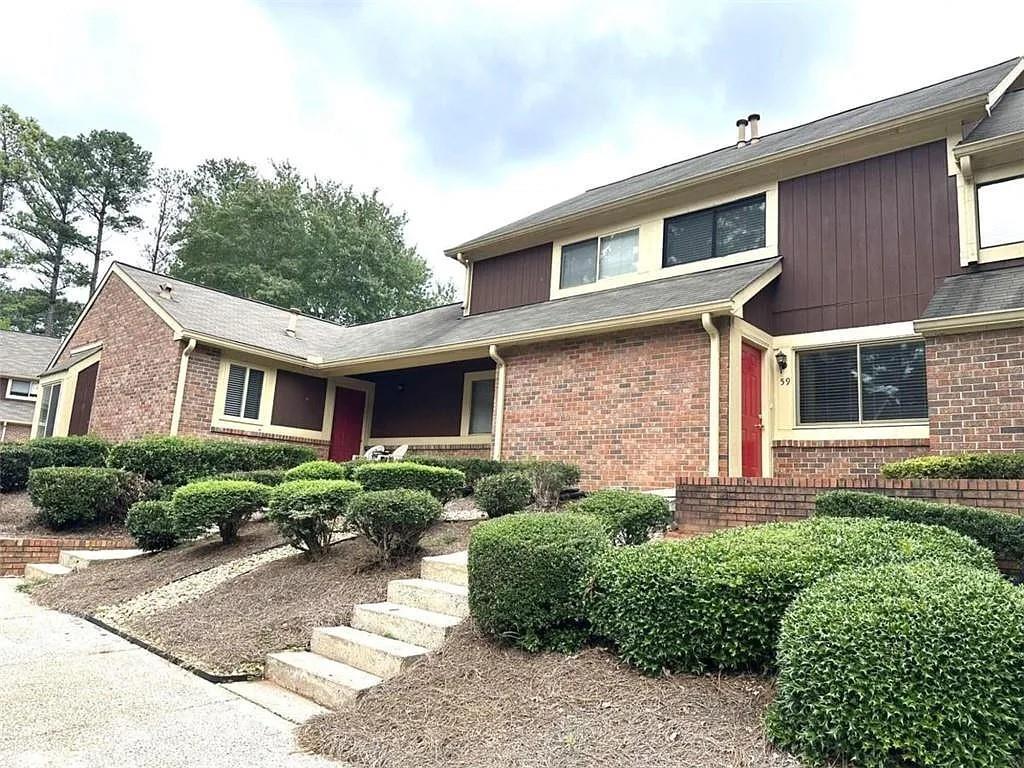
962 88 1024 144
921 266 1024 320
450 58 1021 254
0 329 62 378
42 346 102 376
0 398 35 425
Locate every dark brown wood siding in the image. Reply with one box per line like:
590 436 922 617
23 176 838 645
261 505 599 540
772 140 959 335
68 362 99 436
469 243 552 314
360 358 494 438
271 370 327 430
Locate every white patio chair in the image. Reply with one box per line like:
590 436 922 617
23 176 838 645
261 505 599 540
364 444 386 461
387 444 409 462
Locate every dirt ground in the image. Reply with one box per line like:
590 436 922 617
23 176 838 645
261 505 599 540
0 491 130 540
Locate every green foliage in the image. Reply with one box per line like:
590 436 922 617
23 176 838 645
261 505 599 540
171 480 269 544
0 286 82 336
766 563 1024 767
208 469 287 486
353 461 465 503
408 456 505 488
126 500 179 552
474 472 532 517
520 459 581 509
816 490 1024 569
881 452 1024 479
0 444 32 492
30 435 109 467
586 516 996 675
346 489 441 563
469 513 610 652
267 479 362 560
569 489 672 545
28 467 144 530
284 460 352 481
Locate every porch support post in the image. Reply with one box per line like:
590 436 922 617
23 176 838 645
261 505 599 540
488 344 506 461
701 313 720 477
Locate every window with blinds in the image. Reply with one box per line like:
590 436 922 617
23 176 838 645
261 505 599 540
663 194 766 267
559 228 639 289
223 364 264 420
798 340 927 425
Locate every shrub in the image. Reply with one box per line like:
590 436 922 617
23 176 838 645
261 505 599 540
267 479 362 559
569 489 672 545
284 460 352 481
474 472 532 517
817 490 1024 569
346 489 441 563
766 563 1024 768
208 469 287 486
171 480 269 544
126 501 179 551
0 444 32 492
520 460 581 509
882 452 1024 479
469 513 609 652
408 456 505 488
28 467 145 530
586 516 996 675
30 435 110 467
353 461 464 503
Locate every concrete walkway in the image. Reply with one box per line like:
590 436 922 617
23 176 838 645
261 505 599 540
0 579 338 768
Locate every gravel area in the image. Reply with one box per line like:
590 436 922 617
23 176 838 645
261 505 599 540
441 496 486 521
0 491 130 540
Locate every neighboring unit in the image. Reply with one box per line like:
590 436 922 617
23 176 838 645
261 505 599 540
0 330 62 442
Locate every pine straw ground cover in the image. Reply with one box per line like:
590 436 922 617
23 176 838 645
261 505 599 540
0 490 129 540
299 622 796 768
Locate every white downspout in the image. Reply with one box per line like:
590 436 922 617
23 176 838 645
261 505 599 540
170 338 197 436
488 344 506 461
701 313 720 477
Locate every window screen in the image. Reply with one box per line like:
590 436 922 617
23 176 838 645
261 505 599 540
8 378 36 397
224 364 263 420
468 378 495 434
560 239 598 289
663 194 766 267
978 176 1024 248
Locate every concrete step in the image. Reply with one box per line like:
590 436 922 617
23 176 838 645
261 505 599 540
387 578 469 618
222 679 329 724
420 551 468 586
58 549 145 570
351 602 461 650
23 562 72 582
311 625 427 679
265 651 382 710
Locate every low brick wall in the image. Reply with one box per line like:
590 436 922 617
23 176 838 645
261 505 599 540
772 439 930 477
674 476 1024 537
0 535 134 577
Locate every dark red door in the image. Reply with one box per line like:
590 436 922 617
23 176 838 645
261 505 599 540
740 344 763 477
68 362 99 436
329 387 366 461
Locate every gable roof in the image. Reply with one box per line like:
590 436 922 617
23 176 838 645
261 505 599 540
920 266 1024 323
0 329 62 378
448 57 1022 256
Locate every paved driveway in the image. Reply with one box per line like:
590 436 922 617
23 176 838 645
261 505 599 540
0 579 337 768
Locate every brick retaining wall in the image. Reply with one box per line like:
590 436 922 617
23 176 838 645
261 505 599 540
0 535 134 576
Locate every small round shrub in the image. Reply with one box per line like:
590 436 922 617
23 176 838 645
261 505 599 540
0 444 32 492
30 435 110 467
520 460 581 509
353 461 465 503
766 563 1024 768
474 472 532 517
284 460 351 482
469 512 610 652
171 480 269 544
569 489 672 545
586 516 996 675
126 500 179 552
28 467 145 530
346 489 442 563
267 479 362 559
208 469 287 486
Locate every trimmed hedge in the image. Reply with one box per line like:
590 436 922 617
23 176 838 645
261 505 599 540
353 461 465 503
267 479 362 559
569 489 672 545
474 472 532 517
520 460 581 509
469 512 610 652
816 490 1024 568
126 501 180 551
28 467 145 530
171 480 269 544
408 456 505 488
766 563 1024 767
586 516 996 675
284 460 352 482
30 435 110 467
209 469 287 486
882 452 1024 479
346 489 441 563
0 444 33 492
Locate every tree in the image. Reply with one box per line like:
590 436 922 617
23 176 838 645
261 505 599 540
0 281 81 336
143 167 188 273
171 162 456 324
76 130 152 294
0 106 32 214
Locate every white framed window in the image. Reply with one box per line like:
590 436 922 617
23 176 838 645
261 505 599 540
223 363 265 421
461 371 496 436
6 378 38 400
36 382 61 438
978 175 1024 249
559 228 639 289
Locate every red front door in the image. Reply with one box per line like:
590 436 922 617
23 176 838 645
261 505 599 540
329 386 366 461
740 344 763 477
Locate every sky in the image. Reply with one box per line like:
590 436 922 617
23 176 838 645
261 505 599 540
1 0 1022 302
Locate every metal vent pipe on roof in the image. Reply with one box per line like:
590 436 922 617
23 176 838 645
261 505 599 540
748 113 761 143
735 118 748 148
157 282 173 300
285 308 300 338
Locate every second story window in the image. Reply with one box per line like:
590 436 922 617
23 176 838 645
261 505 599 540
978 175 1024 248
6 378 38 400
559 228 639 289
224 364 264 420
663 194 766 267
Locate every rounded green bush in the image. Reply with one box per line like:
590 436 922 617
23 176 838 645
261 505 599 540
586 516 996 675
267 479 362 559
408 456 504 488
520 460 581 509
171 479 269 544
346 489 441 563
126 500 179 552
766 563 1024 767
284 460 351 482
0 444 32 492
474 472 532 517
353 461 465 503
208 469 287 486
469 512 610 652
569 489 672 544
30 435 110 467
28 467 145 530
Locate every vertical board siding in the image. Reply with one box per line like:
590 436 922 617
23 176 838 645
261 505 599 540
469 243 553 315
773 140 959 335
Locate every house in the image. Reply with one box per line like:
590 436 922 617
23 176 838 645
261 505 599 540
0 329 62 442
35 57 1024 488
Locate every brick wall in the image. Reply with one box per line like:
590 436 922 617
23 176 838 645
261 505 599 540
0 535 134 576
927 327 1024 453
2 423 31 442
772 439 930 477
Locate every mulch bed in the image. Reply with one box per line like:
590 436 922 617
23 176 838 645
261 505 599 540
298 622 796 768
0 491 128 540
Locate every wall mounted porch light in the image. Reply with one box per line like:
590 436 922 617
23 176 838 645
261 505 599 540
774 350 789 371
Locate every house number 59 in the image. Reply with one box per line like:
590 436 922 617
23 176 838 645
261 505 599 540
779 377 791 386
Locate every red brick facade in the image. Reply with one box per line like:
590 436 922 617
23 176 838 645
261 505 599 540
2 423 31 442
771 439 930 477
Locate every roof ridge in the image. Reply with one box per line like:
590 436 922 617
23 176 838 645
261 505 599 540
0 328 62 341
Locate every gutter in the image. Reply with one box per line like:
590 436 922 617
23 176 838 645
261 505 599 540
914 308 1024 336
701 313 720 477
488 345 506 461
170 338 197 436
